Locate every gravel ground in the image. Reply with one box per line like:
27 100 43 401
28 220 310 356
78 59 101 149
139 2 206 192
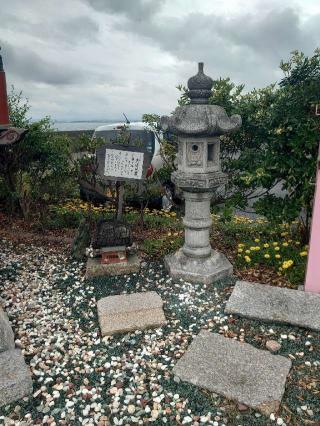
0 239 319 426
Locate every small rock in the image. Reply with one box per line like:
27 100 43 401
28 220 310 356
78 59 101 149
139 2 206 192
151 409 159 419
238 403 248 411
127 405 135 414
266 340 281 352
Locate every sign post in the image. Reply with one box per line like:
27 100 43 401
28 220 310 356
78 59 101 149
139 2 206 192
305 104 320 293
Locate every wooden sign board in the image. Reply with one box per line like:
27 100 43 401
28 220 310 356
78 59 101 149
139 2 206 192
96 144 152 182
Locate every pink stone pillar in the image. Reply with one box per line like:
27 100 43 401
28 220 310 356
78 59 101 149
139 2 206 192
305 146 320 293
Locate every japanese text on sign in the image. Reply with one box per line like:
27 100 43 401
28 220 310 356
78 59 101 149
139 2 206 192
104 148 144 179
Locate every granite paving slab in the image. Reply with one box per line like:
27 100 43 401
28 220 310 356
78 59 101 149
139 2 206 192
0 349 33 407
225 281 320 331
0 306 15 353
97 291 166 336
173 330 291 416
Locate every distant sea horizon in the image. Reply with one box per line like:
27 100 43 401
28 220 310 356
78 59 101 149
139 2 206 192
53 119 140 131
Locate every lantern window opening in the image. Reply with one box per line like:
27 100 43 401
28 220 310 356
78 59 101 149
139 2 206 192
207 144 215 162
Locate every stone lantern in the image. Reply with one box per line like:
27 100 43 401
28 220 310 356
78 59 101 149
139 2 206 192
161 62 241 284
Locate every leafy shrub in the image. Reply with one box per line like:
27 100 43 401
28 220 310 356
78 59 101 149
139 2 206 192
235 236 307 286
142 233 183 258
0 89 77 221
177 50 320 236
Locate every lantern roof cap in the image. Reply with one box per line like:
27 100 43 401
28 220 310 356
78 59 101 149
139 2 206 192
160 62 242 136
187 62 213 104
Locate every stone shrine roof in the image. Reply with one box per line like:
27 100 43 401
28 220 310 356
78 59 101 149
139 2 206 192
161 104 241 136
160 62 241 136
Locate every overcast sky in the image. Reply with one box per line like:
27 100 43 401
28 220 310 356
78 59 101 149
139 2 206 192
0 0 319 122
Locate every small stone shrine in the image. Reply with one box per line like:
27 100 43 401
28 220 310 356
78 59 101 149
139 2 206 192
86 219 139 278
161 62 241 284
91 219 132 265
86 142 152 278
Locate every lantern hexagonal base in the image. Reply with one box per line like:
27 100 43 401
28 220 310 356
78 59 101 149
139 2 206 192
164 248 233 284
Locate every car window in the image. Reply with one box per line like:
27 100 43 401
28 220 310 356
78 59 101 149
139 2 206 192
95 129 155 156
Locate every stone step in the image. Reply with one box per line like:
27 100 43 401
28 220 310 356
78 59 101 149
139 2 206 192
173 330 291 416
0 349 33 407
225 281 320 331
0 307 15 353
97 291 166 336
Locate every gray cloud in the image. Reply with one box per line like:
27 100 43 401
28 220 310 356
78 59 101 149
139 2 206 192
0 0 319 121
86 0 164 21
88 2 318 88
0 13 99 47
2 42 86 85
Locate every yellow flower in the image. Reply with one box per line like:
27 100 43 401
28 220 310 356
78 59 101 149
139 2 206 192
282 242 288 247
244 256 251 263
245 250 251 254
254 238 260 243
250 246 256 251
295 241 301 246
238 248 243 253
272 242 278 246
282 260 294 269
263 243 269 248
264 254 270 259
281 232 288 236
299 251 308 257
274 246 280 251
275 254 281 259
238 243 245 248
254 246 260 251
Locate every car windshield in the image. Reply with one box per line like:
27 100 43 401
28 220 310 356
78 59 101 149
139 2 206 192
95 129 155 155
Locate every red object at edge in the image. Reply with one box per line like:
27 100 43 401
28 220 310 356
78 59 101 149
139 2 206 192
101 251 128 264
0 51 9 126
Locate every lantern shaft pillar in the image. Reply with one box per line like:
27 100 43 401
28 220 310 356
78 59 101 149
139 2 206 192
182 191 212 258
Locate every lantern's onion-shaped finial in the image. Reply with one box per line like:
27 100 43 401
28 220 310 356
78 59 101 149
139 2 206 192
187 62 213 104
